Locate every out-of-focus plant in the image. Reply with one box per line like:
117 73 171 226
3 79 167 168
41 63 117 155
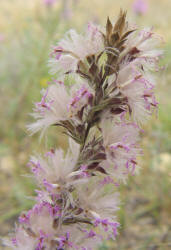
3 9 164 250
0 0 73 157
133 0 148 16
43 0 77 20
43 0 57 7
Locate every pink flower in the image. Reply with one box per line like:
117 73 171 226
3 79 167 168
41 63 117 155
101 120 141 182
94 218 120 239
120 27 163 68
27 77 94 135
28 139 85 196
49 23 104 75
4 226 37 250
133 0 148 15
76 182 120 222
116 60 159 125
4 203 56 250
43 0 56 7
0 33 4 42
27 83 69 135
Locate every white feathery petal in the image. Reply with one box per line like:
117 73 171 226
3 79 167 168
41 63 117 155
101 120 141 182
49 23 104 75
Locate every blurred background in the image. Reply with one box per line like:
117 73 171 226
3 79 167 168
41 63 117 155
0 0 170 249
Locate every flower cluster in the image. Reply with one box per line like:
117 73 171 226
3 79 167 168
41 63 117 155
5 10 163 249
